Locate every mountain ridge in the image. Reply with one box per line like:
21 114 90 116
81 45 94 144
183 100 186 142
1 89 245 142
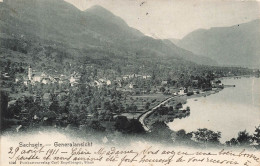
176 19 260 67
0 0 217 66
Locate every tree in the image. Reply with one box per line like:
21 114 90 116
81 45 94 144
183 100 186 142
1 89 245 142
149 121 173 143
114 116 129 132
175 129 193 144
63 101 70 114
125 119 145 134
225 138 239 147
175 103 183 109
145 102 150 110
0 91 9 118
49 99 60 113
151 70 156 85
192 128 221 145
237 130 253 146
160 86 166 93
87 120 105 132
116 66 122 75
101 101 111 111
0 91 14 131
176 129 192 140
253 125 260 149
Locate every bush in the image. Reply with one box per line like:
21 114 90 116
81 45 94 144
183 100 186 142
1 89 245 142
237 130 253 146
192 128 221 145
187 92 194 96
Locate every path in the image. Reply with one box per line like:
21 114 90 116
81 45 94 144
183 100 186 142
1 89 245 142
138 96 175 131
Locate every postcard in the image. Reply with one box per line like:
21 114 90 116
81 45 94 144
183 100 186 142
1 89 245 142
0 0 259 165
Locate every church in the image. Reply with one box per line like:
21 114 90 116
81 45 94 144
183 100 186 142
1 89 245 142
24 66 51 85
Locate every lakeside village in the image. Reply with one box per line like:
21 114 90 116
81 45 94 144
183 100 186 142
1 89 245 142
1 61 259 134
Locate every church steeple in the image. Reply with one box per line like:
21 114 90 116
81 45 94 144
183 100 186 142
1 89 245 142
28 65 32 80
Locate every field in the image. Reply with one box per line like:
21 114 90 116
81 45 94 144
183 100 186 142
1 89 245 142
119 93 170 119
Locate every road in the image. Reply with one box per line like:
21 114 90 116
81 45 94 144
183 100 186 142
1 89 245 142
138 96 175 131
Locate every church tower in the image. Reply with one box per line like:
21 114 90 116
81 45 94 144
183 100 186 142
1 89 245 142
28 65 32 80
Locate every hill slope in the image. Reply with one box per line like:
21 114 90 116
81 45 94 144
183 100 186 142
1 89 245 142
177 19 260 67
0 0 216 66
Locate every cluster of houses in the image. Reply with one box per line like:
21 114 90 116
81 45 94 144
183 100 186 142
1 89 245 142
121 74 151 80
1 72 11 79
14 66 67 86
13 66 156 92
210 80 224 89
13 66 223 99
15 66 114 88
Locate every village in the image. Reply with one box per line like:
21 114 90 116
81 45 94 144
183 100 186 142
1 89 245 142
0 60 229 133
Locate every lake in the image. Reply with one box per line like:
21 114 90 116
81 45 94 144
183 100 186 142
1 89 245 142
168 77 260 143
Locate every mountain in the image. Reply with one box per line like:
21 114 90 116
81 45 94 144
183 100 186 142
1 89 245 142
168 38 180 45
176 19 260 67
0 0 143 47
0 0 216 67
124 37 217 65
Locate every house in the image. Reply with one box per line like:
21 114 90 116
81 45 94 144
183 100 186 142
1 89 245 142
211 80 221 85
70 76 76 84
8 100 16 108
42 78 51 84
23 79 30 86
32 75 42 82
129 74 135 78
211 80 223 88
122 83 135 92
143 75 151 79
171 89 179 96
106 80 111 86
3 73 10 78
123 76 128 80
15 75 23 83
161 80 168 85
126 83 138 89
32 72 46 82
43 93 51 102
99 78 106 83
128 83 133 89
179 88 187 95
135 74 142 78
179 89 185 95
115 77 122 82
94 80 101 87
70 76 79 86
53 77 60 83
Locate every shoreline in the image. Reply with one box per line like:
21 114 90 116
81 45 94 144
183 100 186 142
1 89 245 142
183 88 223 104
219 74 253 79
165 77 260 143
144 87 224 129
175 74 248 104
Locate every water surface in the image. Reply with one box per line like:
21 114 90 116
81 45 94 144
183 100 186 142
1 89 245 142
169 77 260 142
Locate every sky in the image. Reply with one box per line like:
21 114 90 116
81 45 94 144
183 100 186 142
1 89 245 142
60 0 258 39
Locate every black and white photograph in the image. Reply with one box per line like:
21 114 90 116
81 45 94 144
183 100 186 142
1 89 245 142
0 0 259 165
